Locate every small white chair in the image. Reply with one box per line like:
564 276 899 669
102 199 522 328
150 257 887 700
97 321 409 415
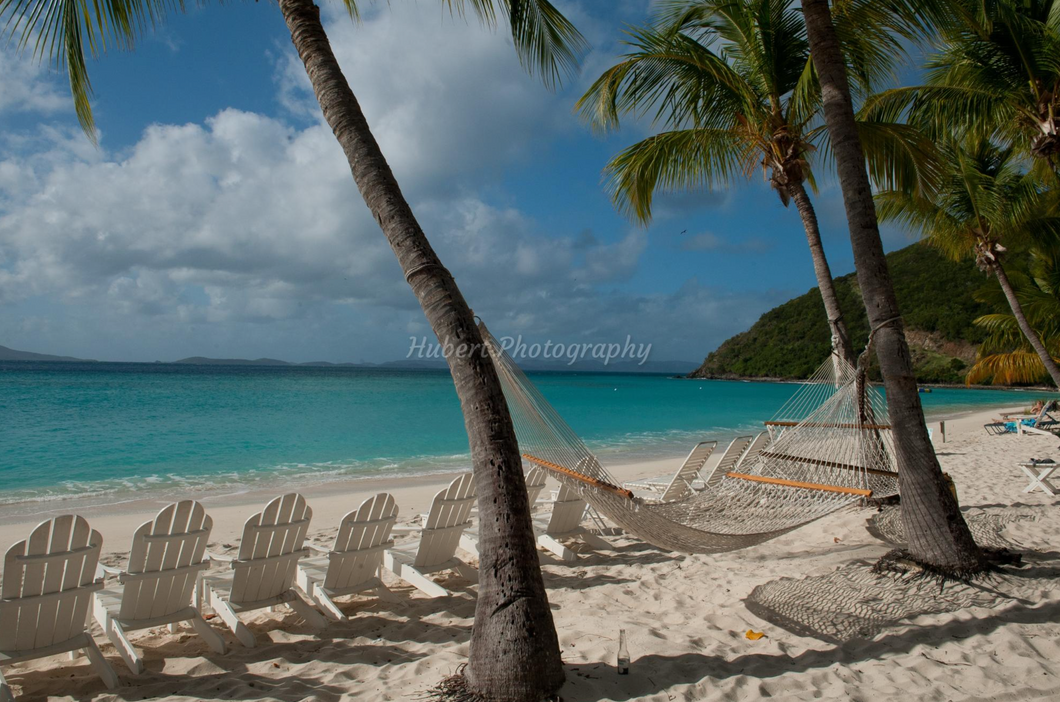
199 493 325 647
534 482 611 562
296 493 400 621
623 441 718 500
92 500 224 673
701 435 755 489
1 516 118 701
384 473 478 598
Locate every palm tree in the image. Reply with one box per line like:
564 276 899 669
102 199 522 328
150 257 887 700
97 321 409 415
877 140 1060 388
863 0 1060 177
799 0 985 574
577 0 937 369
3 0 587 698
967 241 1060 385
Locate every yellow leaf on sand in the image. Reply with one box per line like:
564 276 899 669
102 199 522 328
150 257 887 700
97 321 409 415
745 630 766 640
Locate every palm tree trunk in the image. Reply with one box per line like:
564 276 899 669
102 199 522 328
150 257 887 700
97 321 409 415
800 0 984 572
992 262 1060 388
275 0 564 698
788 181 856 368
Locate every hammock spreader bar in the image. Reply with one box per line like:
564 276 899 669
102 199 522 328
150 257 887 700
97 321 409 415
522 454 634 499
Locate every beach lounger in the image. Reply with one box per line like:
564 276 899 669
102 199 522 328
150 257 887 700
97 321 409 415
985 402 1058 435
1 516 118 700
93 500 225 673
383 473 478 598
1018 459 1058 495
623 441 718 499
296 493 399 621
199 493 325 647
534 482 612 562
459 467 548 559
701 435 756 489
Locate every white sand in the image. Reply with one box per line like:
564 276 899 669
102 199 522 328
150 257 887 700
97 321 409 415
2 406 1059 701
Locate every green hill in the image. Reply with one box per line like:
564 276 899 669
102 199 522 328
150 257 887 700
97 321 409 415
691 242 995 383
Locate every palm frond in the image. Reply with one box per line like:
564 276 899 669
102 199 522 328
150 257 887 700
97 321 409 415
603 127 749 223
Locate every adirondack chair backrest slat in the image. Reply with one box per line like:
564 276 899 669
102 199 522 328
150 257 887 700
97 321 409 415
119 500 212 622
524 466 548 507
415 474 476 568
231 493 311 605
323 493 398 591
546 482 588 535
1 515 101 653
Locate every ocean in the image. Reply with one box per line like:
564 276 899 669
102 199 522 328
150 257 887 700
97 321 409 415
0 360 1042 508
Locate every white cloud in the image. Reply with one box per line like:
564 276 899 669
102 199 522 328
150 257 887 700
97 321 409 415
0 50 68 116
0 3 777 363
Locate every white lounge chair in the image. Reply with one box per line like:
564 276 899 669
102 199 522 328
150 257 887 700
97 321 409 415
459 466 549 558
1 516 118 701
296 493 399 621
623 441 718 500
93 500 225 673
735 431 771 468
701 435 755 489
534 482 612 562
199 493 325 647
383 473 478 598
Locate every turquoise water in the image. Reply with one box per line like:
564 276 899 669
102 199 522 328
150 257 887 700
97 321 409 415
0 361 1045 507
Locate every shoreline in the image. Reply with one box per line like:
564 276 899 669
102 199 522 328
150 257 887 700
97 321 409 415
0 402 1027 554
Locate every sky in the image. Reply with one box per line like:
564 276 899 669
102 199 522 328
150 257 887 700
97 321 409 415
0 0 918 364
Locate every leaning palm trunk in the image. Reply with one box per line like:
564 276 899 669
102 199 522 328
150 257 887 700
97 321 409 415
800 0 984 573
788 181 855 368
276 0 564 697
991 262 1060 388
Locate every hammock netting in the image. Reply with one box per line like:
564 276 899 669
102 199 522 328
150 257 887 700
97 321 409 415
480 322 900 554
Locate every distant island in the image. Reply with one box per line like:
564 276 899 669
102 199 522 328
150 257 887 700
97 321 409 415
173 356 698 374
690 242 989 384
0 346 696 374
0 345 96 363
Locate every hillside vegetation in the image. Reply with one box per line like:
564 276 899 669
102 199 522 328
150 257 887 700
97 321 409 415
691 243 994 383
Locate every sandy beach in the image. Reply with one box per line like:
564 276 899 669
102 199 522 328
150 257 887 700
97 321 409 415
2 404 1059 701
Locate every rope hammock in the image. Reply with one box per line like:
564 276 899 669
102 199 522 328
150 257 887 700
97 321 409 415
479 321 899 554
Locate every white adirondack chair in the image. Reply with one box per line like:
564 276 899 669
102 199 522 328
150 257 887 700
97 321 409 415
623 441 719 502
534 482 611 562
296 493 399 621
701 435 755 489
1 516 118 701
198 493 325 647
459 466 549 558
383 473 478 598
92 500 225 673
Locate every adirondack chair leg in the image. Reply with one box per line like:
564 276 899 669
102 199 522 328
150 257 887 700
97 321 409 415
189 612 227 654
453 563 479 584
208 589 255 648
457 534 480 558
374 584 400 603
384 553 449 598
538 534 578 562
82 637 120 690
106 619 144 675
311 587 348 622
580 532 611 551
0 667 13 702
167 623 179 634
286 592 327 629
69 650 82 660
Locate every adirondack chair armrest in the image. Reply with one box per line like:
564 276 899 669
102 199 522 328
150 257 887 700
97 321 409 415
96 563 122 579
391 525 419 534
306 543 330 554
205 551 235 563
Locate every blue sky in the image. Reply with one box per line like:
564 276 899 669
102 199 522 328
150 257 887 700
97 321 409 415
0 0 916 364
